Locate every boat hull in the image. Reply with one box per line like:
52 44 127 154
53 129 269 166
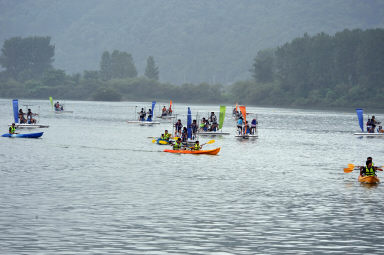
198 131 230 135
235 134 258 139
164 147 220 155
2 132 44 138
354 133 384 136
10 124 49 128
127 120 160 125
358 175 380 184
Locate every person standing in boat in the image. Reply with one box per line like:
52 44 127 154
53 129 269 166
371 116 380 133
191 120 198 139
237 116 243 134
175 119 183 137
147 109 153 121
251 118 258 134
168 105 173 116
209 112 217 123
18 109 27 123
181 127 188 142
139 108 146 121
9 123 16 134
243 121 251 135
27 109 37 124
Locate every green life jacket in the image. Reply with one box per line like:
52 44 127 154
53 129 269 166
164 133 171 140
173 142 181 150
194 144 200 150
10 126 15 134
365 166 375 176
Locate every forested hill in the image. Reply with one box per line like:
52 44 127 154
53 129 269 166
1 0 384 84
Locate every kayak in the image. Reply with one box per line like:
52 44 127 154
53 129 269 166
164 147 220 155
2 132 44 138
156 138 170 145
358 175 380 184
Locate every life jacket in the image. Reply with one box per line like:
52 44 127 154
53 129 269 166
10 126 16 134
164 133 171 140
173 142 181 150
365 166 375 176
194 144 200 150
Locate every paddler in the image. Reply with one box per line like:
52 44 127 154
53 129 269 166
139 108 146 121
359 157 379 177
9 123 16 134
192 141 202 151
163 130 171 141
173 138 183 150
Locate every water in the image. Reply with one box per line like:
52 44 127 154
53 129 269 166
1 99 384 254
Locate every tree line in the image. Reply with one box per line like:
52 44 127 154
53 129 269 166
1 29 383 108
245 28 384 107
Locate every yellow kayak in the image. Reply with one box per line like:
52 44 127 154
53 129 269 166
358 175 380 184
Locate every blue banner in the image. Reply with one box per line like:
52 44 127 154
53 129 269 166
151 101 156 114
187 107 192 139
356 108 364 132
13 99 18 123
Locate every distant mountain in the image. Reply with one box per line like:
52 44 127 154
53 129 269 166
1 0 383 84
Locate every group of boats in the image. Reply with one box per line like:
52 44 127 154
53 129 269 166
2 98 73 139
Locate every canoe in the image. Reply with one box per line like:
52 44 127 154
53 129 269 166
358 175 380 184
2 132 44 138
164 147 220 155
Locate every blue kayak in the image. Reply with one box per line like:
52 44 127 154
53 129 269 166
2 132 44 138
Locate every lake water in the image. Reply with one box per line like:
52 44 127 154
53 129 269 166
1 99 384 254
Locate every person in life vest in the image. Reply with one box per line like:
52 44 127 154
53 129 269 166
162 106 167 116
174 119 183 137
173 138 183 150
251 118 258 134
168 106 172 115
378 126 384 133
192 141 202 151
163 130 171 141
9 123 17 134
359 157 379 177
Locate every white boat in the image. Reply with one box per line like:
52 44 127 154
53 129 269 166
354 109 382 136
54 110 74 114
197 106 230 136
127 120 160 125
156 115 175 119
11 99 49 128
235 134 258 139
9 123 49 129
354 133 384 136
199 131 230 135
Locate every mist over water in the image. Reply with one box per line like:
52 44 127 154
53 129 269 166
1 99 384 254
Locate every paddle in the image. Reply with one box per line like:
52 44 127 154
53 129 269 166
344 164 384 173
188 140 216 150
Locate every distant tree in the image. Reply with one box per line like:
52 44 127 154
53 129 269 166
251 49 275 83
83 70 99 80
144 56 159 80
100 51 112 81
41 69 67 86
109 50 137 79
0 36 54 81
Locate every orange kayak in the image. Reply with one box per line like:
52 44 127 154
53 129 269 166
358 175 380 184
164 147 220 155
